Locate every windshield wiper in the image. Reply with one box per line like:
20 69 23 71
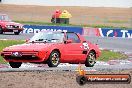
45 39 59 41
30 39 48 43
51 39 59 40
35 39 48 41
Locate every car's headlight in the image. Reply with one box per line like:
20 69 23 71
19 26 23 29
6 25 12 28
6 25 10 28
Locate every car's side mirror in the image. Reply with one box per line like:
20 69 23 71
64 40 72 44
26 39 30 42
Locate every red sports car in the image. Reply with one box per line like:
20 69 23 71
0 14 23 35
1 32 101 68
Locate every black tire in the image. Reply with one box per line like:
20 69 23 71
0 27 3 34
76 75 87 85
47 51 60 67
14 32 20 35
9 62 22 68
85 51 96 67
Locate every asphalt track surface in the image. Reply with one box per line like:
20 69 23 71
0 61 132 72
84 36 132 53
0 33 132 71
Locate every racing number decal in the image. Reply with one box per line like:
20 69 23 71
83 42 89 50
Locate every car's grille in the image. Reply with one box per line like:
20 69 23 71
2 51 38 56
5 55 39 60
6 25 20 29
12 25 19 28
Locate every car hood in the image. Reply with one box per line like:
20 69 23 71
3 43 54 52
1 21 23 26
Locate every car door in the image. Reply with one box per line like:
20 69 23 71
62 33 85 62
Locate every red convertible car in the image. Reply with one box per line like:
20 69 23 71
1 32 101 68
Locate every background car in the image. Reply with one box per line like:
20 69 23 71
0 14 23 35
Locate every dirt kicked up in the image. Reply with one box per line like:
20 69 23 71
0 70 132 88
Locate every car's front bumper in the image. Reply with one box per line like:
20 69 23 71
1 51 47 62
2 28 23 32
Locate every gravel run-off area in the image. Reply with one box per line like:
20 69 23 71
0 70 132 88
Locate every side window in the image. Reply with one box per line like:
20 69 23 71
67 33 80 43
0 16 2 20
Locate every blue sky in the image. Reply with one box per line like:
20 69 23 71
2 0 132 8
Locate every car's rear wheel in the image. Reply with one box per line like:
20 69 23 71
85 51 96 67
47 51 60 67
14 32 20 35
9 62 22 68
0 27 3 34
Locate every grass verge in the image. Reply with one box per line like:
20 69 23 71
15 20 129 29
0 40 25 64
0 40 128 64
98 50 128 61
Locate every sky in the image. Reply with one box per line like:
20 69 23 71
2 0 132 8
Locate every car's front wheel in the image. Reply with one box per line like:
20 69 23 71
85 51 96 67
47 51 60 67
9 62 22 68
14 32 20 35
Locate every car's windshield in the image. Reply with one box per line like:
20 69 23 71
29 32 64 43
0 15 11 21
